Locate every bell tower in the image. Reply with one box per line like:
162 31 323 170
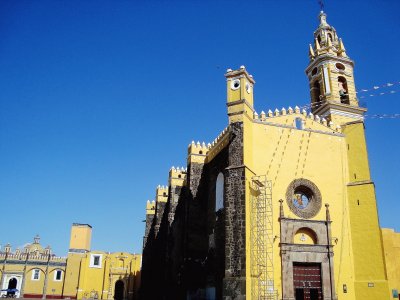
304 12 390 300
305 11 366 125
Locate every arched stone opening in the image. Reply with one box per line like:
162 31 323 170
7 278 17 296
215 172 224 212
114 280 124 300
280 216 336 300
311 80 322 109
294 227 318 245
338 76 349 104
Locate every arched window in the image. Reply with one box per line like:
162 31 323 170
295 118 303 130
311 67 318 76
215 172 224 212
338 76 349 104
118 259 124 268
311 80 322 108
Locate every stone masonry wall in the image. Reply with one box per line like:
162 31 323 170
223 122 246 299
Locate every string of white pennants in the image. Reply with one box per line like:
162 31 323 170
296 81 400 119
356 81 399 96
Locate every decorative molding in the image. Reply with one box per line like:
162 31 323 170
0 260 66 267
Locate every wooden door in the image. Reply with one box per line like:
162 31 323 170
293 263 323 300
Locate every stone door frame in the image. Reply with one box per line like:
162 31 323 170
279 218 337 300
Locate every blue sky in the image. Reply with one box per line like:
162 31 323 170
0 0 399 256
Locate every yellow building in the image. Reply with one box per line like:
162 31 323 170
0 224 141 300
0 235 67 299
141 11 399 300
382 228 400 299
75 250 141 300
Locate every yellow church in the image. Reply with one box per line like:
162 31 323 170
0 224 141 300
141 11 400 300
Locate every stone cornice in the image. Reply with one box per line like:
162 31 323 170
305 54 354 74
313 102 367 117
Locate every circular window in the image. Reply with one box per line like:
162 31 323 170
286 179 322 219
231 79 240 90
336 63 345 71
311 67 318 76
293 192 310 209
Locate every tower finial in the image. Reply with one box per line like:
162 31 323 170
319 10 328 27
34 235 40 244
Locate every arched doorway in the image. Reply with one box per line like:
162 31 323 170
7 278 17 296
114 280 124 300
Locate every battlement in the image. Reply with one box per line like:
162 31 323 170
146 200 156 215
156 185 169 202
188 141 209 155
253 105 342 133
169 166 187 177
207 126 230 162
169 166 187 187
187 141 209 164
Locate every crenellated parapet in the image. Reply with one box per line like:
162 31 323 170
153 185 169 237
167 166 187 224
156 185 169 203
0 251 67 266
169 166 187 187
143 200 156 249
206 126 229 162
146 200 156 215
187 141 209 164
253 105 342 133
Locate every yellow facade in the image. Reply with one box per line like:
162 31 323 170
382 228 400 298
0 236 67 299
228 12 391 299
141 10 399 300
0 224 141 300
75 251 141 300
235 100 391 299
